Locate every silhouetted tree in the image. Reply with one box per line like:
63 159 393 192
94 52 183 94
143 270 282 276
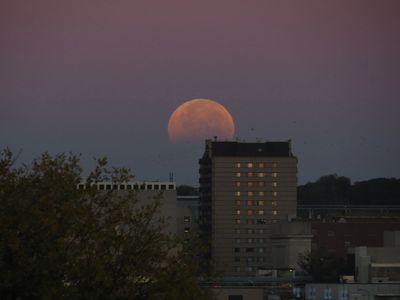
0 149 211 300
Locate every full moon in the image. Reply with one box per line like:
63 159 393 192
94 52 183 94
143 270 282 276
168 98 235 142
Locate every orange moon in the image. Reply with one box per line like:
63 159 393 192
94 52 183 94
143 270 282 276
168 98 235 142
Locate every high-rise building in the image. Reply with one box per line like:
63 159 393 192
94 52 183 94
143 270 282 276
199 140 297 276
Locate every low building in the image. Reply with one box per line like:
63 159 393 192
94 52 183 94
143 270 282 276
305 283 400 300
355 231 400 284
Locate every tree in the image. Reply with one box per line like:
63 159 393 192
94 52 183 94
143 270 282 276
298 247 350 283
0 149 211 300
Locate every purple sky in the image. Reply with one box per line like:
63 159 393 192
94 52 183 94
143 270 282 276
1 0 400 185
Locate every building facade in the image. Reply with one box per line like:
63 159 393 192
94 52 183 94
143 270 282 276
199 140 298 276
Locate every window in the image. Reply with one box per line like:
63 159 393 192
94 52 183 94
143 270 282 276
247 181 253 187
126 184 132 190
168 184 174 189
234 257 240 262
236 210 241 215
272 210 277 215
273 182 277 187
161 184 166 190
78 184 85 190
247 229 254 234
258 247 265 253
259 229 264 234
247 210 253 216
258 191 264 196
98 184 105 190
184 227 190 233
246 266 253 272
235 238 241 244
236 200 241 206
236 172 241 177
246 257 254 263
273 191 278 197
328 231 335 237
247 172 253 177
119 184 125 190
234 267 241 273
184 216 191 222
258 200 264 206
245 247 254 253
234 247 240 253
106 184 112 190
154 184 159 190
246 219 254 225
258 181 265 187
257 257 265 262
247 200 253 206
258 210 264 215
259 162 264 168
235 181 241 187
247 191 253 197
235 219 241 224
258 172 265 178
258 238 264 243
235 229 241 234
257 219 266 224
271 201 277 207
273 163 277 168
235 191 241 196
272 172 278 178
247 162 253 168
247 238 253 243
235 162 241 168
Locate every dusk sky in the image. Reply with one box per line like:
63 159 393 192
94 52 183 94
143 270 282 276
1 0 399 185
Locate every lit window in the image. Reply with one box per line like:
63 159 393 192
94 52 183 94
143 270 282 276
235 191 241 196
247 172 253 177
258 172 265 178
247 238 253 243
247 162 253 168
272 210 278 215
258 210 264 215
258 200 264 206
273 163 277 167
235 238 241 244
247 200 253 206
273 191 278 197
247 182 253 187
271 201 277 206
248 191 253 196
235 163 241 168
258 191 264 196
258 247 265 253
236 210 241 215
184 216 190 222
247 210 253 216
258 238 264 243
235 219 241 224
258 181 265 187
184 227 190 233
259 162 264 168
273 182 277 187
236 181 241 187
236 172 241 177
256 219 266 224
236 200 241 206
272 172 278 178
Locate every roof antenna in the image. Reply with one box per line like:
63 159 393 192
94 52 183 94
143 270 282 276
169 172 174 182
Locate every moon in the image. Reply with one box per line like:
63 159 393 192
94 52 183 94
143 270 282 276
168 98 235 142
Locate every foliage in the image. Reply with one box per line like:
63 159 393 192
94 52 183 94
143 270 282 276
298 174 400 205
176 185 199 196
0 148 212 300
298 247 350 283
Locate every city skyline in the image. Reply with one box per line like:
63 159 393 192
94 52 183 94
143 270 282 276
1 1 400 185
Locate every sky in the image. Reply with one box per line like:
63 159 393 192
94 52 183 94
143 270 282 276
1 0 400 185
